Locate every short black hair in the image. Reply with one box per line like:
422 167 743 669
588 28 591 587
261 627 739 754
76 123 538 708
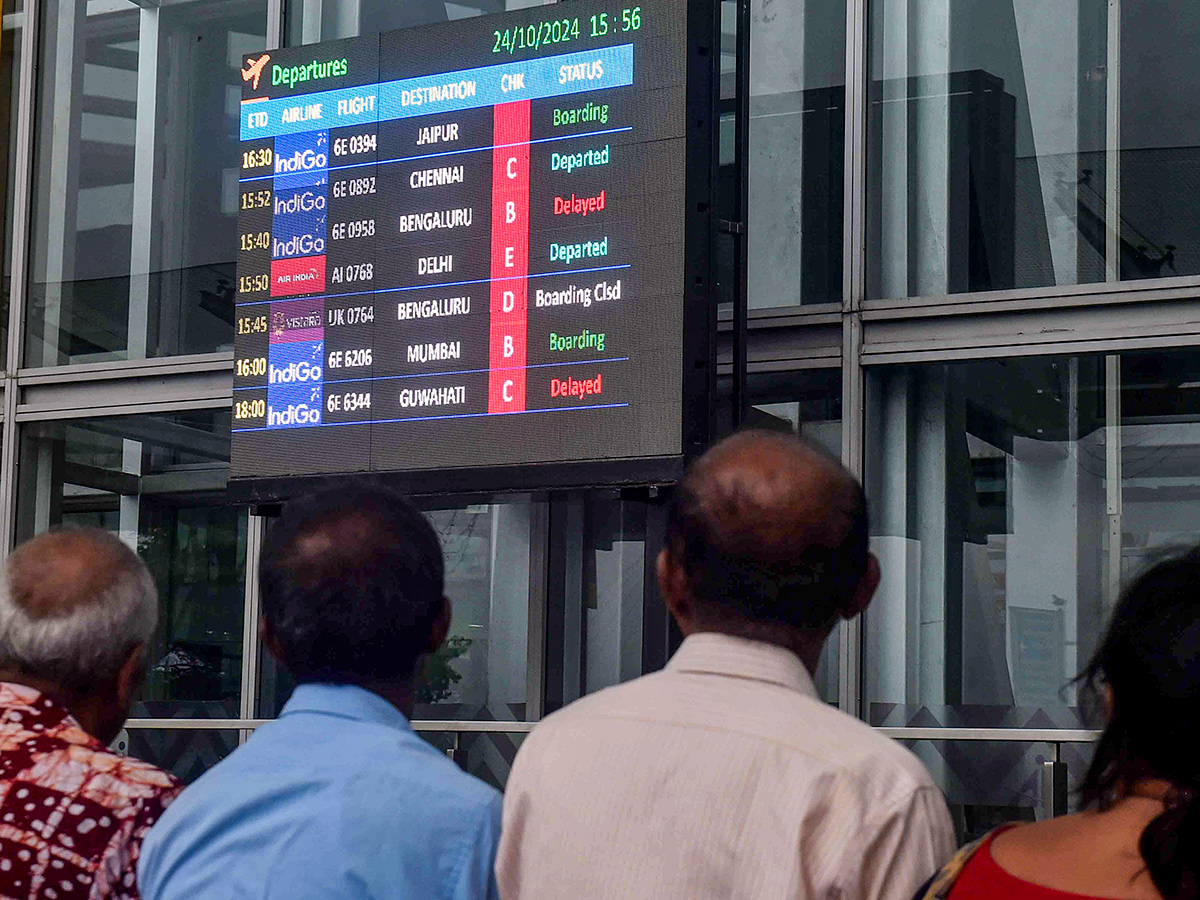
665 432 869 632
259 484 445 684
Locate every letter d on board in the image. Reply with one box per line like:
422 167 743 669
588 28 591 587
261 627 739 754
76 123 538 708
506 201 516 224
504 335 514 358
503 290 515 312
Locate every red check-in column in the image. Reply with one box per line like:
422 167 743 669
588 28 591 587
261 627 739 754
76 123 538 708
488 100 531 413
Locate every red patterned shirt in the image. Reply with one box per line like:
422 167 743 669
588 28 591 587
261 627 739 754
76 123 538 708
0 683 181 900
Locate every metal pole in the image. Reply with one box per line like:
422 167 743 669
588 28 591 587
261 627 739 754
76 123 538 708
730 0 751 427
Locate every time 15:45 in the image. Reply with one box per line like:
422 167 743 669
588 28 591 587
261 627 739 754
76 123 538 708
591 6 642 36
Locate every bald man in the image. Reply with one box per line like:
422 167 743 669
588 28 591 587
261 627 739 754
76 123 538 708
497 432 956 900
0 527 180 900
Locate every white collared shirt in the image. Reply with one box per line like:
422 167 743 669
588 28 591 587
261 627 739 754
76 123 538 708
497 633 956 900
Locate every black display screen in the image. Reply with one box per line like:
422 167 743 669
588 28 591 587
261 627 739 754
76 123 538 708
231 0 705 497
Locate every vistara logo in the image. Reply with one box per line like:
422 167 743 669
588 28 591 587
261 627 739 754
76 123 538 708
242 54 271 91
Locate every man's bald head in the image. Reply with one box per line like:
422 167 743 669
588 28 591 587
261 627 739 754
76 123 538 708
665 431 869 634
0 527 158 694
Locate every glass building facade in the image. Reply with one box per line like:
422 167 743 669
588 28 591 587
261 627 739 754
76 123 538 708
2 0 1198 840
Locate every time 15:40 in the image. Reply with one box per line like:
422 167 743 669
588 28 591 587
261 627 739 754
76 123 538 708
591 7 642 36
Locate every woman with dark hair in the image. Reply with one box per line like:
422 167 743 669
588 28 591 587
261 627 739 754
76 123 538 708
916 547 1200 900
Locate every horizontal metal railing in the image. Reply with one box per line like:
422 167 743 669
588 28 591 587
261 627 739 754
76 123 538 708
125 719 1097 742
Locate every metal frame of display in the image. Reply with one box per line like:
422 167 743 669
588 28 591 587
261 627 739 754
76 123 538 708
4 0 1200 814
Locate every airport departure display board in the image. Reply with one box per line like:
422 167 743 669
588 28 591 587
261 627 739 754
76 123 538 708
231 0 704 496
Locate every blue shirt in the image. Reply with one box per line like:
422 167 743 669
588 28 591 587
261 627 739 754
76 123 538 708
139 683 503 900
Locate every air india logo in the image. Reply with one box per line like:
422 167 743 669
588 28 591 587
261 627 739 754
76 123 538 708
242 54 271 91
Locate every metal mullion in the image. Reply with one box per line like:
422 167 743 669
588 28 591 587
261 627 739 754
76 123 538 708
267 0 284 50
16 397 232 422
1 0 42 552
842 0 868 312
861 332 1200 368
837 0 869 721
878 727 1101 743
1105 0 1120 283
239 513 266 743
839 313 864 718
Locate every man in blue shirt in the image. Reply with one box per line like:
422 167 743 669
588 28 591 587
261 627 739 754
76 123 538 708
139 486 502 900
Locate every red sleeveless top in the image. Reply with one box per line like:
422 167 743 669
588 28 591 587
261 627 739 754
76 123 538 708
950 827 1116 899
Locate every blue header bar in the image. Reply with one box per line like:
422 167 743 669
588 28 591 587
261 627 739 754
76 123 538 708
242 44 633 141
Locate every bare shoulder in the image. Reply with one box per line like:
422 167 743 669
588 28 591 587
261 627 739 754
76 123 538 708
990 812 1163 900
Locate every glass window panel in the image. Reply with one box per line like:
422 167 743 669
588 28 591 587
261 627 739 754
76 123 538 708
545 493 648 711
27 0 267 367
15 410 247 719
900 741 1052 844
864 349 1200 729
749 367 843 704
867 0 1110 298
122 728 239 784
418 731 526 791
1117 1 1200 280
257 497 536 723
748 0 845 308
286 0 554 46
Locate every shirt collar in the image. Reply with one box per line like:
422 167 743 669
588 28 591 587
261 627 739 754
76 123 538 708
0 681 103 749
280 682 413 732
665 633 819 699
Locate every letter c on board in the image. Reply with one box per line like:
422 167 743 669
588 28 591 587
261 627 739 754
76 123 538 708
503 380 514 402
507 157 518 179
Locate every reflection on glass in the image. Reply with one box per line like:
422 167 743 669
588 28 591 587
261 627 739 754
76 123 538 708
125 729 239 784
749 367 843 704
418 500 532 721
865 349 1200 729
867 0 1109 297
16 411 246 718
545 494 646 712
286 0 554 46
257 498 535 723
867 0 1200 298
27 0 267 366
748 0 845 307
1118 0 1200 279
419 731 526 791
901 741 1051 844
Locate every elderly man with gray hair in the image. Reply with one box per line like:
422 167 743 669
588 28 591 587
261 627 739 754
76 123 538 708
0 526 180 900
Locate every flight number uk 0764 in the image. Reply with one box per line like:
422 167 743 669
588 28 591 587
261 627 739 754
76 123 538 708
327 305 374 326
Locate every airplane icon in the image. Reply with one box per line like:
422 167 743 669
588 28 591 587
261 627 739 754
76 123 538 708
242 54 271 91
